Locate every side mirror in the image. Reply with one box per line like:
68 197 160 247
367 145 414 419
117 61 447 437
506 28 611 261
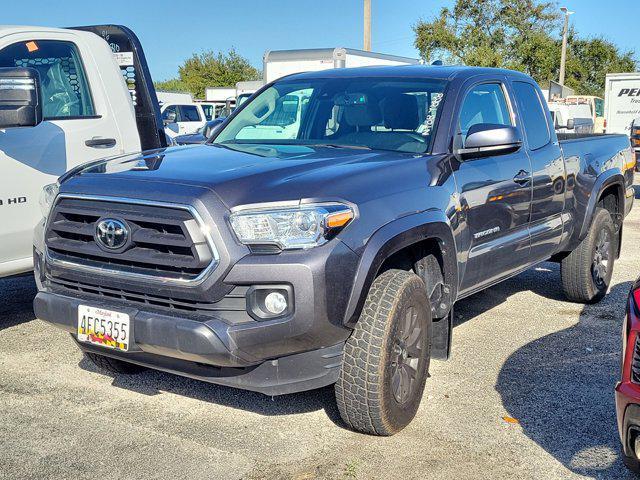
565 118 575 130
456 124 522 160
0 67 43 129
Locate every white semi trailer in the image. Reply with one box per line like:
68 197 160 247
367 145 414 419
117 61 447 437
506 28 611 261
263 47 420 84
604 72 640 135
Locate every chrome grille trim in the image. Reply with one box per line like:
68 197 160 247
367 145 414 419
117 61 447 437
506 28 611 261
44 194 219 287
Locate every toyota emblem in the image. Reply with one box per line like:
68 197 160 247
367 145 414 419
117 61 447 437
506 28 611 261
95 218 129 250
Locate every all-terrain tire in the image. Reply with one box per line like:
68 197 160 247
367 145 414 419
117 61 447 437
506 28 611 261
85 352 146 374
335 269 432 436
561 207 615 303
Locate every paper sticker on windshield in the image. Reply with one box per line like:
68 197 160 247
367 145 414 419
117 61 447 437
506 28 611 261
113 51 134 66
25 41 38 53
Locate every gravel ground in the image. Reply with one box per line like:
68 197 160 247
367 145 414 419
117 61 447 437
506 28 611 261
0 183 638 480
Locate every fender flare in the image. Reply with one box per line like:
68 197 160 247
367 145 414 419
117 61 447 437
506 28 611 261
343 209 458 327
578 169 625 240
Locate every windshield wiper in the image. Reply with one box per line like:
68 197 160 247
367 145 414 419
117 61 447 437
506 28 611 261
313 143 372 150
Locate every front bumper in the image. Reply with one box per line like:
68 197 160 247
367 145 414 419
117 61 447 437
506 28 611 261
33 234 359 395
34 290 344 396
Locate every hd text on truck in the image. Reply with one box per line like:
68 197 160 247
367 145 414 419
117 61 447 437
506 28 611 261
2 41 633 434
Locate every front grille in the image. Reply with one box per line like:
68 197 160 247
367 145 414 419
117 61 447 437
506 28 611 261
45 197 216 282
632 336 640 384
48 276 247 318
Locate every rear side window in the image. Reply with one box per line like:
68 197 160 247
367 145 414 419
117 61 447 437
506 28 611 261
179 105 201 121
458 83 512 139
0 40 95 119
513 82 550 150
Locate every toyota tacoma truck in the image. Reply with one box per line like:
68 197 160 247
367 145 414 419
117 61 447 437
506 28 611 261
32 65 635 435
0 25 166 279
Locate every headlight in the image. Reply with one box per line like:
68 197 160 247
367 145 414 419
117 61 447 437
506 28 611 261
229 203 354 250
39 182 59 218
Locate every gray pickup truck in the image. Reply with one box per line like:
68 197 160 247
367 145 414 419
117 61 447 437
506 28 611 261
31 65 634 435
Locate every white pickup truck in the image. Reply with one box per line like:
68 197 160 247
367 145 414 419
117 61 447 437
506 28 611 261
0 25 166 278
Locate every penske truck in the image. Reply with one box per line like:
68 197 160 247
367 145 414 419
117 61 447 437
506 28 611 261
604 72 640 135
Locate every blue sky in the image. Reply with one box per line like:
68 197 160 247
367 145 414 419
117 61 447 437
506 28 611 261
5 0 638 81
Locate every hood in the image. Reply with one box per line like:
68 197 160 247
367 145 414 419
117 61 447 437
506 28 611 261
65 144 430 209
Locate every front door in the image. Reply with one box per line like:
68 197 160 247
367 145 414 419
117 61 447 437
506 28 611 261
455 82 533 294
0 35 124 274
177 104 205 135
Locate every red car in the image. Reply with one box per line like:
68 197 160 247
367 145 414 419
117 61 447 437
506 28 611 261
616 277 640 472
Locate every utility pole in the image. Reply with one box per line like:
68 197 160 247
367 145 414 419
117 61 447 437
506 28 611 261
364 0 371 51
559 6 574 86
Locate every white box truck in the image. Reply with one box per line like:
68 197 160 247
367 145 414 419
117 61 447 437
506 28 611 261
604 72 640 135
263 47 419 84
204 86 236 103
236 80 264 106
156 90 192 105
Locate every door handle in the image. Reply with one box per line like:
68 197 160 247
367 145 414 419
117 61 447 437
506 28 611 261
513 170 531 185
85 137 116 148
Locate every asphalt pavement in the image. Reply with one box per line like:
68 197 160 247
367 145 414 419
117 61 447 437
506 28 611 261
1 183 639 479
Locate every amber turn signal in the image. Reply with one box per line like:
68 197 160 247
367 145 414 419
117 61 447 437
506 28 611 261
326 211 354 228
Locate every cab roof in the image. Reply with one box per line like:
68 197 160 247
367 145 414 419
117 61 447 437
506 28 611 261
283 64 534 82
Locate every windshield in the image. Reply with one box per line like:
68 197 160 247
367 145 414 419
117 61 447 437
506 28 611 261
213 77 448 154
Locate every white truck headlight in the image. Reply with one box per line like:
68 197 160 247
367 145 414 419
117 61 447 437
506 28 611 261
229 203 354 250
39 182 59 218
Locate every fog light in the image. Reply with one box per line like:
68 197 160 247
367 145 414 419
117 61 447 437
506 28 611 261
264 291 287 315
246 285 293 320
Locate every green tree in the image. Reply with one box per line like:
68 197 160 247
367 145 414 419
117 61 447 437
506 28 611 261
564 35 637 96
413 0 637 96
154 49 260 98
153 78 188 93
178 49 260 99
413 0 559 70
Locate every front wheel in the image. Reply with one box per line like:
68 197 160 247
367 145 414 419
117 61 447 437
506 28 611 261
561 207 615 303
335 269 431 436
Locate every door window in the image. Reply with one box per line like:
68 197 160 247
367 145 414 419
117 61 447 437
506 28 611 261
512 82 550 150
0 40 95 119
458 83 512 142
162 105 177 121
179 105 202 122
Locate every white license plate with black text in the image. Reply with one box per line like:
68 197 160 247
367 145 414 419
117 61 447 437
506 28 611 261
77 305 130 351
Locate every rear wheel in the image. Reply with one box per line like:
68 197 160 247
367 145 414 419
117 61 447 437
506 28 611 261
84 352 146 374
335 269 431 436
561 207 615 303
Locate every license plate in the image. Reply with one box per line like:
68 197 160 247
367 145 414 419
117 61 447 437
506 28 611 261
77 305 130 352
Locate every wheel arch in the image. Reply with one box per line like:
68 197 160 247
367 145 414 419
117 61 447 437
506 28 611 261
579 170 625 241
342 209 458 327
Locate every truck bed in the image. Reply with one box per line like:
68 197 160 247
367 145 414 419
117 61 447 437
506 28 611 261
556 132 612 141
